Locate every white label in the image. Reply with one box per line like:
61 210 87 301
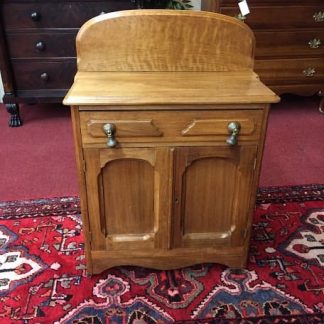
238 0 250 16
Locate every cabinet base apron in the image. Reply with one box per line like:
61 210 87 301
90 245 249 274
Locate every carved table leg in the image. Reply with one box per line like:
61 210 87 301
318 97 324 114
320 100 324 114
5 103 22 127
319 93 324 114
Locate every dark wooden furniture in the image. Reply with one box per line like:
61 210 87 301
201 0 324 112
0 0 140 126
64 10 279 274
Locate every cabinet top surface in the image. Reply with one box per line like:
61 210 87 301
64 10 279 107
63 71 279 106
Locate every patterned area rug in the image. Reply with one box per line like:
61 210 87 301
0 184 323 323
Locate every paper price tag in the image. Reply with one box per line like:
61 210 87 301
238 0 250 16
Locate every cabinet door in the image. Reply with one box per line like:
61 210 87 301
172 145 257 248
83 147 172 252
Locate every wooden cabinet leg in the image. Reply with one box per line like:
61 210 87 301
5 103 22 127
319 95 324 114
318 90 324 114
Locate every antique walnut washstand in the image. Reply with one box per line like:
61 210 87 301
63 9 279 274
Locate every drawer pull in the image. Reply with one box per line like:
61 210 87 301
226 121 241 146
30 12 41 21
308 38 321 49
103 123 118 148
313 12 324 22
302 67 316 77
40 73 49 82
35 41 46 51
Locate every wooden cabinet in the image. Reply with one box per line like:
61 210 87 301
77 109 264 273
71 102 273 274
64 10 279 274
201 0 324 110
0 0 138 126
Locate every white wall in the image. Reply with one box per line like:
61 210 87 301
191 0 201 10
0 1 201 103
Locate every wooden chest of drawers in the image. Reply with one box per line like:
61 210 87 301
202 0 324 111
64 10 279 274
71 98 271 274
0 0 137 126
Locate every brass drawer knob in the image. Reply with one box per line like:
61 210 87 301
308 38 321 49
303 67 316 77
226 121 241 146
313 12 324 22
30 11 41 21
35 41 46 51
40 72 49 82
103 123 118 148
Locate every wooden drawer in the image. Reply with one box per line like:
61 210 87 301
220 6 324 29
12 60 76 90
6 31 76 59
254 30 324 58
2 1 135 29
255 58 324 84
79 110 264 146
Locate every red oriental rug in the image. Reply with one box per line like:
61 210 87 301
0 184 324 323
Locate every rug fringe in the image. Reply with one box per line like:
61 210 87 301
256 183 324 204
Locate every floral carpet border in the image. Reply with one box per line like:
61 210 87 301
0 184 323 220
